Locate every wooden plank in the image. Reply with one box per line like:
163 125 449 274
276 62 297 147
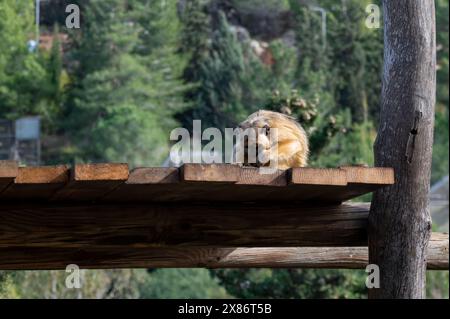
127 167 179 184
106 165 283 202
286 167 395 203
102 167 181 202
338 166 395 202
285 168 348 203
0 160 18 193
104 165 394 203
0 232 446 270
0 164 394 203
237 167 287 186
0 202 369 248
341 166 395 185
289 168 348 186
51 163 129 201
0 165 69 200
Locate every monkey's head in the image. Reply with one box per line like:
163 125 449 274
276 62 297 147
235 110 309 169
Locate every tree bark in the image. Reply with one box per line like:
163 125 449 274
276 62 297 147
369 0 436 298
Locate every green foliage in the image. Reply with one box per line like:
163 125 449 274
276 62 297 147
0 0 49 120
139 269 230 299
0 271 18 299
231 0 290 13
63 0 186 166
427 271 449 299
432 0 449 183
179 9 249 128
178 0 211 123
10 270 142 299
48 25 63 107
289 0 327 72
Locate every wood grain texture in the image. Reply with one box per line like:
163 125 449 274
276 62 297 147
0 165 69 200
290 167 348 186
425 232 449 271
237 167 287 186
369 0 436 299
73 163 129 181
0 202 369 248
126 167 179 184
181 163 240 183
0 232 446 270
0 160 18 193
102 165 394 203
0 164 395 203
341 166 395 185
51 163 129 201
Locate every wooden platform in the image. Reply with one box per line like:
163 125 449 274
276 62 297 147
0 161 447 270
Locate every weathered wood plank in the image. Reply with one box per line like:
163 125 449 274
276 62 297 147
0 164 395 203
181 163 240 183
337 166 396 202
0 202 369 248
290 168 348 186
369 0 436 299
237 167 287 186
51 163 129 201
426 232 449 270
0 160 18 193
287 167 395 203
341 166 395 185
102 167 181 202
0 165 69 200
127 167 179 184
0 232 446 270
103 165 393 203
105 165 288 202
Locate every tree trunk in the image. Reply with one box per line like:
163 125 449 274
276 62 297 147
369 0 436 298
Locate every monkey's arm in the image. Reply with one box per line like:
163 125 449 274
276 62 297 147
261 139 307 169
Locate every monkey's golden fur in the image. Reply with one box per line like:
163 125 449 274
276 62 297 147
236 110 309 170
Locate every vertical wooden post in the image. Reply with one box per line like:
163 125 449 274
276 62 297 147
369 0 436 298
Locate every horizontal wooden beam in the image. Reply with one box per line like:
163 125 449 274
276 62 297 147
0 202 369 248
0 233 446 270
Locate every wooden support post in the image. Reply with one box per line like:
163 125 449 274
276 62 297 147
369 0 436 298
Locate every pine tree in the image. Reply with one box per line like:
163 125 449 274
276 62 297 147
0 0 48 119
179 8 255 129
46 24 63 113
289 0 327 74
176 0 212 129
